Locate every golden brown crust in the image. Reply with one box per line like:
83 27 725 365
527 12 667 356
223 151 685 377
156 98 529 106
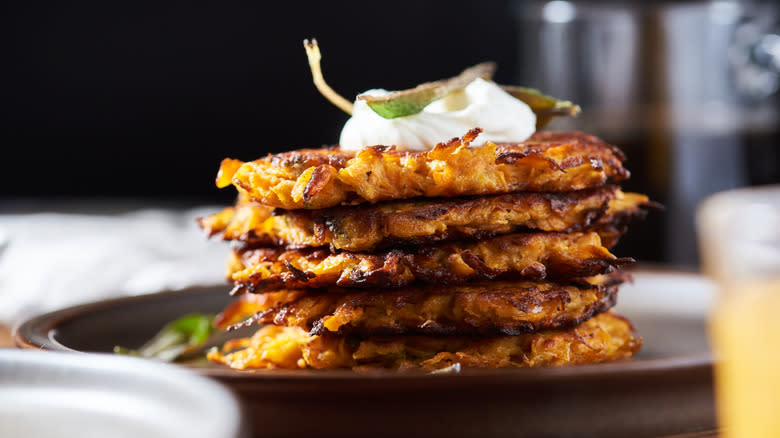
219 130 629 209
198 186 652 252
227 231 633 292
216 274 624 336
207 311 641 370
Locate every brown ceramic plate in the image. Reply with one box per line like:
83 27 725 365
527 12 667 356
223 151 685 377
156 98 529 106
15 270 716 438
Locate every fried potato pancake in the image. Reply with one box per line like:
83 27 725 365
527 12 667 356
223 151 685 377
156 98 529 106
215 274 623 336
199 186 651 252
207 311 641 370
227 231 633 292
217 129 629 210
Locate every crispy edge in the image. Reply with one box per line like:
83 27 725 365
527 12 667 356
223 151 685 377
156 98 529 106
207 311 642 370
227 130 629 209
197 185 630 252
228 231 634 292
221 275 623 336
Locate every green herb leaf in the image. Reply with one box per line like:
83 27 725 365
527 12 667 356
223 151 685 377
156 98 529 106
356 63 579 126
358 62 497 119
500 86 581 128
114 313 215 362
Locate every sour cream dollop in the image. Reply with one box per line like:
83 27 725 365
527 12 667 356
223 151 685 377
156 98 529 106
339 78 536 151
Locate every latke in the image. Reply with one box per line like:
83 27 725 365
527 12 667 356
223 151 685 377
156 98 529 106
218 129 629 210
216 274 624 336
207 312 640 370
199 186 651 252
227 231 632 292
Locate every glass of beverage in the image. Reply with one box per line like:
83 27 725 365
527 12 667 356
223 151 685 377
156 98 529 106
697 185 780 437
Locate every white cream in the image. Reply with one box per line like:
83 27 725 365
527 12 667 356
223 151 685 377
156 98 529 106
339 78 536 151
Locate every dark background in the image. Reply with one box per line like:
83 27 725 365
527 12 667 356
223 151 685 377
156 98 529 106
6 1 779 265
1 1 518 205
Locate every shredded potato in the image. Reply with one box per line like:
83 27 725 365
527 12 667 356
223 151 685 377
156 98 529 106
198 186 652 253
227 231 632 292
207 312 641 370
220 130 629 210
214 274 625 336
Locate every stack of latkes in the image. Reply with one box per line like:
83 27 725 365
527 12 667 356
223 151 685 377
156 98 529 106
199 128 651 371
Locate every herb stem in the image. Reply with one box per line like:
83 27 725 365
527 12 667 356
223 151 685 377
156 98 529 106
304 39 354 115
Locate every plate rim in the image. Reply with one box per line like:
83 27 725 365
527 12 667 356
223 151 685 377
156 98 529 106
14 270 714 381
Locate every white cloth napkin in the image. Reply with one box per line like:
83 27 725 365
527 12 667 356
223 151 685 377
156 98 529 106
0 207 230 326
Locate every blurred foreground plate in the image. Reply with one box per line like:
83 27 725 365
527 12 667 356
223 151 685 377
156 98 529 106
15 270 716 438
0 350 245 438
